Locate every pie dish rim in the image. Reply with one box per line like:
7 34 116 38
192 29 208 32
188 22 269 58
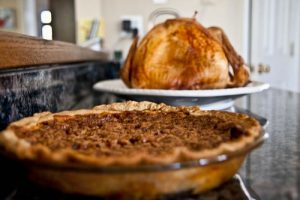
0 101 263 170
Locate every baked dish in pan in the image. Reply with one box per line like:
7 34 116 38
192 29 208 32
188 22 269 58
0 101 264 199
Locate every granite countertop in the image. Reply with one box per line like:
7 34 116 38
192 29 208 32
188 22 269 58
237 88 300 200
0 87 299 200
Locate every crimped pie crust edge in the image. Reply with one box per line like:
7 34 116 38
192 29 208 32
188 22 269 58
0 101 262 167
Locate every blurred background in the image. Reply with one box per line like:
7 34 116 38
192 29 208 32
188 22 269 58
0 0 299 92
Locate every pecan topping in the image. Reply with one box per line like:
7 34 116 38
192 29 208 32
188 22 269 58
13 111 244 157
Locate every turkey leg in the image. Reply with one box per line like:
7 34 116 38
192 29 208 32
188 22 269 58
121 37 139 88
207 27 250 87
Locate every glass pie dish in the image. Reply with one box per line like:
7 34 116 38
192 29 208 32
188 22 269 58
0 101 267 199
0 129 267 200
2 174 258 200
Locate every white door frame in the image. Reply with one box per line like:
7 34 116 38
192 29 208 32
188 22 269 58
242 0 252 65
294 0 300 92
242 0 300 92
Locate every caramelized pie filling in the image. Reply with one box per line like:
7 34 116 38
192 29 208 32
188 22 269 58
14 111 244 157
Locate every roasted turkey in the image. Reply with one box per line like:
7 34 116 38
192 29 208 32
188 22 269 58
121 17 250 90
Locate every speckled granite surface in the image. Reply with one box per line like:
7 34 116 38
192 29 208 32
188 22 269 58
0 61 120 130
238 89 300 200
0 66 299 200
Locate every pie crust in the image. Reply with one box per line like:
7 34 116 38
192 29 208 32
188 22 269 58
0 101 263 198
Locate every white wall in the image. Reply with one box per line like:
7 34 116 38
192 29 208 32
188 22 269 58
23 0 37 36
75 0 102 19
100 0 245 58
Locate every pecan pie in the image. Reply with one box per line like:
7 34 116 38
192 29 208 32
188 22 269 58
0 101 263 198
